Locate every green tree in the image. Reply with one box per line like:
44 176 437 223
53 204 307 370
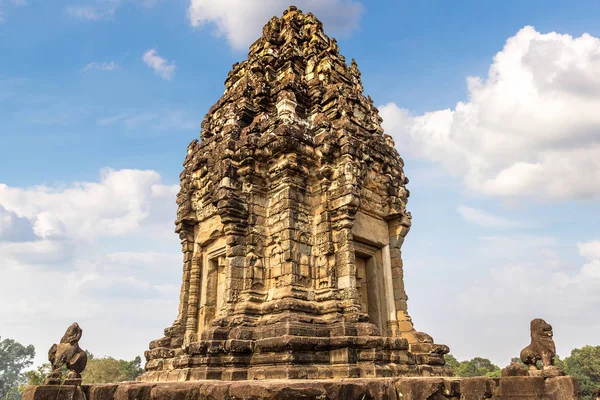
457 357 501 378
19 363 51 391
0 336 35 400
563 345 600 400
445 354 501 378
82 353 143 384
444 354 460 375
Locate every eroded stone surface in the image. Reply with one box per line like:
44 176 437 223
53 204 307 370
139 5 450 381
520 319 564 378
23 386 86 400
44 323 88 386
24 377 581 400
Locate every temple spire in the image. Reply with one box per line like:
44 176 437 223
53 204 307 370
140 6 449 382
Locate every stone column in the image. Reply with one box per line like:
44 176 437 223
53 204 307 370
388 216 413 334
333 220 359 312
382 244 399 337
184 252 202 344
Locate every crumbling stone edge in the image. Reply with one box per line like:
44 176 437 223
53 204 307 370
23 376 580 400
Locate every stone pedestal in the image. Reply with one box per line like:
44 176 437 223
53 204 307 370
494 376 579 400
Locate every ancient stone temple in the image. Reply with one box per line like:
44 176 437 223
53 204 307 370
140 5 450 382
22 5 584 400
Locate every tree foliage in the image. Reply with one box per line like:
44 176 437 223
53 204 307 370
563 345 600 400
81 352 143 384
0 336 35 400
20 364 51 390
445 354 501 378
444 354 460 372
20 353 143 389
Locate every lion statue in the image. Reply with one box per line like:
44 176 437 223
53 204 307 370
520 318 556 370
44 323 88 385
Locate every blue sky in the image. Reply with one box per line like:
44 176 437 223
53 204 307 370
1 0 599 368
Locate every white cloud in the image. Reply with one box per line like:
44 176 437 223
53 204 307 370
0 205 35 242
72 252 181 299
477 234 559 266
187 0 364 50
457 205 521 228
381 26 600 201
0 239 74 266
578 240 600 260
83 61 120 71
0 169 178 241
449 237 600 363
0 249 181 365
142 49 176 80
66 5 116 21
0 169 181 366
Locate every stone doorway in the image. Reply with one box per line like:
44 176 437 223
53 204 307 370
199 247 226 335
354 241 385 334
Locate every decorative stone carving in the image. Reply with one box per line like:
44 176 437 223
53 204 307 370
44 323 87 386
139 5 450 382
275 90 297 121
520 318 564 377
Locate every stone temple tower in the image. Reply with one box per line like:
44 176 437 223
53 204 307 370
140 6 450 381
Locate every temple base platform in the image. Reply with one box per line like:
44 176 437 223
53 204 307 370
23 376 580 400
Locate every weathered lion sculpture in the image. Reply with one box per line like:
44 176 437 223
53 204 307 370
520 318 556 370
44 323 88 385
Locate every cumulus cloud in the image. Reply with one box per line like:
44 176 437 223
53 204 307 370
457 205 522 229
0 205 36 242
0 239 74 267
83 61 120 71
477 234 559 266
449 236 600 362
187 0 364 49
0 169 181 366
142 49 176 80
465 238 600 313
0 248 181 365
72 252 181 299
0 168 179 273
381 26 600 201
578 240 600 260
0 169 178 240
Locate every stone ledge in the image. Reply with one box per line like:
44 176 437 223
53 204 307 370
23 376 580 400
22 385 86 400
